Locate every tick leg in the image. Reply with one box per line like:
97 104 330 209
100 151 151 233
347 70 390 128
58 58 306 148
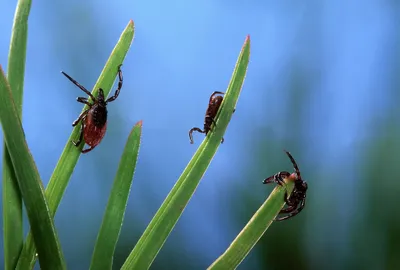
106 64 124 103
82 145 96 154
279 204 296 214
297 198 306 213
72 109 89 127
275 213 293 222
208 117 224 143
76 97 92 106
274 204 296 221
283 190 296 206
209 91 225 103
210 117 218 128
275 199 306 221
61 71 95 101
72 121 84 147
204 116 219 129
263 171 290 186
263 175 275 184
283 150 301 179
189 127 205 144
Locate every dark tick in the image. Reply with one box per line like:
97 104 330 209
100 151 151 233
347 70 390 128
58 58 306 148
263 150 308 221
61 65 123 153
189 91 226 144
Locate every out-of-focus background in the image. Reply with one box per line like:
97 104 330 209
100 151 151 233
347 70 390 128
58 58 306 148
1 1 399 269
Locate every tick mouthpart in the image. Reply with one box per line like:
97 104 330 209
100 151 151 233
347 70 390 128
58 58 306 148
288 173 298 181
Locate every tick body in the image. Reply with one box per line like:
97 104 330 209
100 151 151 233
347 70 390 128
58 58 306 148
61 65 123 153
263 150 308 221
189 91 225 144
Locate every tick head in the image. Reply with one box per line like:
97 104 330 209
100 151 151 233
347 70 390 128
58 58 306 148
97 88 106 105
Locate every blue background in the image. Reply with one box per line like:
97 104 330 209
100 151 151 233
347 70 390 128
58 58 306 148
1 1 400 269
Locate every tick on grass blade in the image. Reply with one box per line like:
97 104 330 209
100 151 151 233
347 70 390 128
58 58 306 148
263 150 308 221
61 65 124 154
189 91 226 144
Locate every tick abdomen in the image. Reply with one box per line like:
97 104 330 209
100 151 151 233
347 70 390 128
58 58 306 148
84 106 107 147
203 95 223 133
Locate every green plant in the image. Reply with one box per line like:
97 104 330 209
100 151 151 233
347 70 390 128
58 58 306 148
0 2 294 269
2 0 31 269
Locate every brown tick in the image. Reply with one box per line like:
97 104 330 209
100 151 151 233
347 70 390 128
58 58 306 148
61 65 123 153
189 91 226 144
263 150 308 221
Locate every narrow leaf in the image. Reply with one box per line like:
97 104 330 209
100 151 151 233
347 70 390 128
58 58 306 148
207 180 295 270
90 121 142 270
121 35 251 270
16 20 135 270
3 0 31 268
0 66 66 269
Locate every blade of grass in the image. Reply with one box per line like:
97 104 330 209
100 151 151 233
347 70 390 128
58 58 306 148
90 120 142 270
0 66 66 269
121 35 251 270
207 179 295 270
3 0 31 269
15 20 135 270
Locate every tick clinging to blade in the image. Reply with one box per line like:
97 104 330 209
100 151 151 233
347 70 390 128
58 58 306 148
263 150 308 221
189 91 226 144
61 65 123 154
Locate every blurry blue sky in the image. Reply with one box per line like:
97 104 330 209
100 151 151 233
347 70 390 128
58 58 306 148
0 0 399 269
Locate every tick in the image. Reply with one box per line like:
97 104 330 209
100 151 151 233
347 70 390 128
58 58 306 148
263 150 308 221
61 65 123 153
189 91 225 144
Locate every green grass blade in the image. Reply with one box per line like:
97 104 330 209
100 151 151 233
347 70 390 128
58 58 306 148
90 120 142 270
121 35 251 270
0 66 66 269
207 180 295 270
3 1 31 269
15 20 135 270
